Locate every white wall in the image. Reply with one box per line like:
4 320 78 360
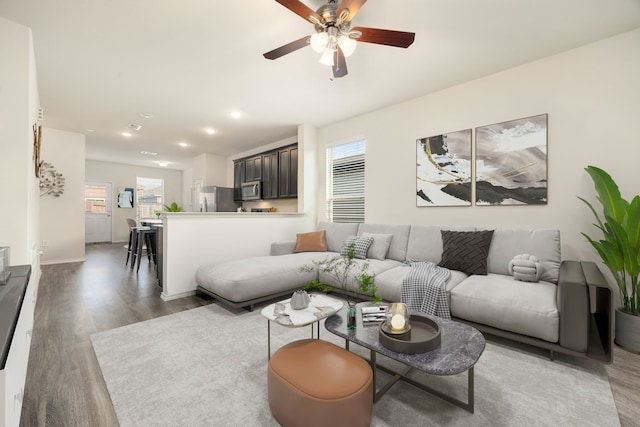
192 153 227 187
85 160 183 242
39 128 86 264
0 17 40 266
316 28 640 264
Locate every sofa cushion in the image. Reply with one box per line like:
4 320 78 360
271 240 297 256
450 274 559 342
482 228 561 283
361 233 393 261
318 222 360 253
374 265 468 303
340 235 374 259
357 224 411 262
195 253 325 303
406 225 477 263
439 230 494 275
294 230 327 253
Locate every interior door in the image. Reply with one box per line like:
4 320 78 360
85 181 112 243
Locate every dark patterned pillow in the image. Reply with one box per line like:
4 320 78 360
340 236 374 260
438 230 494 275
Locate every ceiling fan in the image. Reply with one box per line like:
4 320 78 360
263 0 415 78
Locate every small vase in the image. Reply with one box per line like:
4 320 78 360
290 290 310 310
347 304 357 330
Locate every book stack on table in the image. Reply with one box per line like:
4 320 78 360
361 305 389 324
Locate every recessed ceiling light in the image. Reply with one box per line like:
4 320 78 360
158 162 168 167
205 128 216 135
84 129 95 133
130 123 142 131
121 132 132 137
141 151 158 156
230 111 242 119
140 112 154 119
179 142 188 148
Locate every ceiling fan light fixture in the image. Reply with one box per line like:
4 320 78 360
319 48 334 66
310 32 328 53
338 35 357 57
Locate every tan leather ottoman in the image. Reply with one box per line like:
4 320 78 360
268 339 373 427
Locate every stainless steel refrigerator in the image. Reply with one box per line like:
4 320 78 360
198 186 240 212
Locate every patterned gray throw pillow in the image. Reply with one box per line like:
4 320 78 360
340 235 374 259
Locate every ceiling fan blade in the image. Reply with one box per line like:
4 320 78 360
263 35 311 60
336 0 367 23
332 48 348 78
351 26 415 48
275 0 322 23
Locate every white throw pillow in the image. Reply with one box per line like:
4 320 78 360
362 232 393 260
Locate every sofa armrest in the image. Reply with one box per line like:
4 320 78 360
557 261 590 352
581 261 614 362
271 240 297 256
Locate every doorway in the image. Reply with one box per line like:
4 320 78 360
85 181 112 243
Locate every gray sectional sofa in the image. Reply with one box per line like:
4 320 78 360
195 222 613 362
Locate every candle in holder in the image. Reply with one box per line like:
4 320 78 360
387 302 408 331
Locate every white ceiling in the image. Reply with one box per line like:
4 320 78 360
1 0 639 170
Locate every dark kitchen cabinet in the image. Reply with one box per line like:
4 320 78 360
262 151 279 199
233 161 245 201
278 145 298 198
232 143 298 201
289 146 298 197
244 156 262 182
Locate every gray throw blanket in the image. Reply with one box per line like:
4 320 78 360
401 261 452 319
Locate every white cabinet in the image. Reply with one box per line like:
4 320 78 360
0 267 37 427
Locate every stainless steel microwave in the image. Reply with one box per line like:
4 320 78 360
241 180 261 200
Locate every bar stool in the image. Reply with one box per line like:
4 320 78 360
125 219 140 266
134 227 157 273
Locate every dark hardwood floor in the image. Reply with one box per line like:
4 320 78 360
20 243 213 427
19 243 640 426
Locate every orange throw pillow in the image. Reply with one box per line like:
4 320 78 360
294 230 327 253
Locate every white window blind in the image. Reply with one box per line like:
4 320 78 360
326 140 365 223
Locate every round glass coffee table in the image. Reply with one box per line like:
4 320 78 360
325 302 485 412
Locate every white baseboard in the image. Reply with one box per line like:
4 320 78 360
40 257 86 266
161 290 196 301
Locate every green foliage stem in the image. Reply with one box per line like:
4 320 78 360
300 242 381 306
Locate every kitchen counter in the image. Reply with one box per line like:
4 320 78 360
0 265 31 369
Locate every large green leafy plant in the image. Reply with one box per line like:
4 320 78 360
579 166 640 315
301 243 381 306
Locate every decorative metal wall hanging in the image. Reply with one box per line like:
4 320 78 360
39 162 65 197
33 124 43 177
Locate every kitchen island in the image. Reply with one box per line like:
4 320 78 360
160 212 314 301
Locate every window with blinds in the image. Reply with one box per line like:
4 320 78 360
136 177 164 219
326 140 365 223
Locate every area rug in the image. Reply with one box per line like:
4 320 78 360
90 303 620 427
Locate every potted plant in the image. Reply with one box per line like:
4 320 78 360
579 165 640 352
301 243 381 330
164 202 183 212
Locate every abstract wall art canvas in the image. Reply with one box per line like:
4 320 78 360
416 129 472 206
475 114 548 206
